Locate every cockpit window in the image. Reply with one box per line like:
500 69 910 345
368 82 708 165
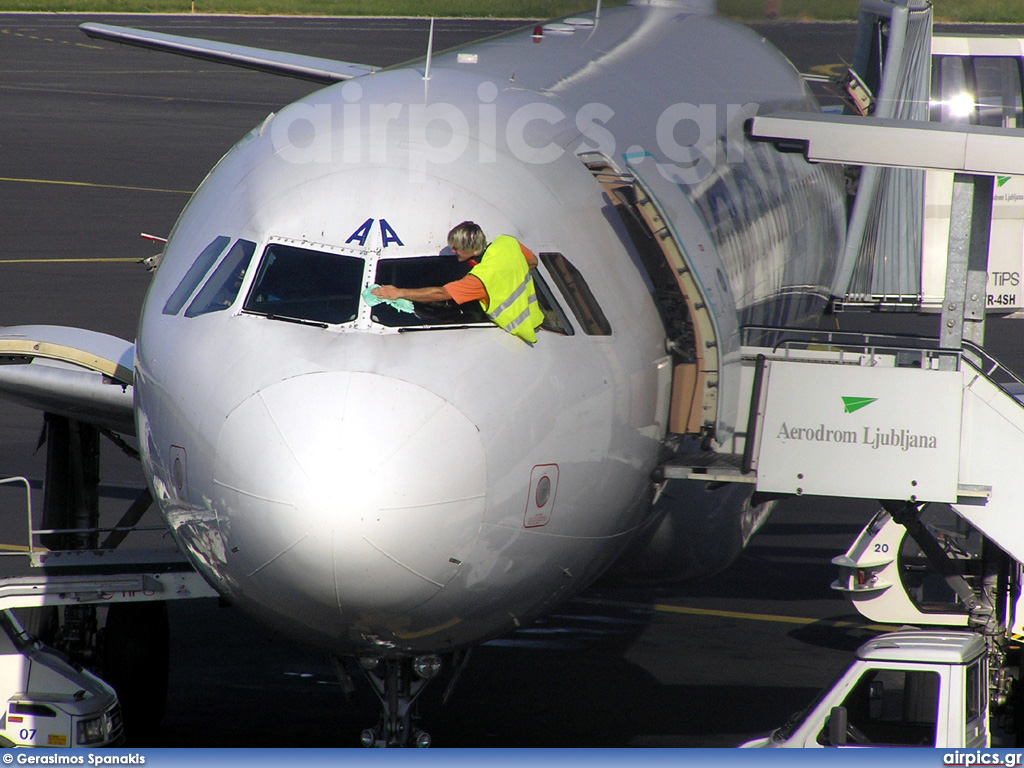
532 270 575 336
372 254 575 335
372 255 490 328
243 242 364 326
185 239 257 318
541 252 611 335
163 235 230 315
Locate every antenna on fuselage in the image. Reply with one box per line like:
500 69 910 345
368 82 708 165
423 17 435 100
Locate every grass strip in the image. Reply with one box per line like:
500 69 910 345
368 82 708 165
0 0 1014 22
720 0 1022 22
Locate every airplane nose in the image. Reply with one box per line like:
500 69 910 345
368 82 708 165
212 371 487 635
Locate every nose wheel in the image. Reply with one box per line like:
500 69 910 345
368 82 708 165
355 657 439 747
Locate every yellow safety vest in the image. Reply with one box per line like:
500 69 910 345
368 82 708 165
469 235 544 344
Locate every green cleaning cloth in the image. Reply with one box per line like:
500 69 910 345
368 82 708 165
362 284 415 314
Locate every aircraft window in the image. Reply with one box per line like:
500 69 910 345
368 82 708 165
243 243 364 326
185 239 257 318
540 252 611 335
162 235 230 315
373 255 490 328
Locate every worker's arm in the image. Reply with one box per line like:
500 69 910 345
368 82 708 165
373 285 452 302
521 243 538 269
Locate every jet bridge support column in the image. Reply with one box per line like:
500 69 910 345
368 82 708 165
41 414 100 553
939 174 994 368
38 413 170 740
40 415 102 667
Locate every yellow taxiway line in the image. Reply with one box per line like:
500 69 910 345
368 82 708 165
0 176 192 195
578 597 893 633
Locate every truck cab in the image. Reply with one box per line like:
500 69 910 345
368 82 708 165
741 630 989 748
0 611 123 748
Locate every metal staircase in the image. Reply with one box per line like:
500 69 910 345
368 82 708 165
0 476 215 612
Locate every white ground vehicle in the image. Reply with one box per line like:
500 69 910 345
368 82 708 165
0 610 122 747
740 630 989 748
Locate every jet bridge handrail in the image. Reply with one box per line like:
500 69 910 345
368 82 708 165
961 340 1024 396
0 477 164 560
741 325 953 360
741 326 1024 407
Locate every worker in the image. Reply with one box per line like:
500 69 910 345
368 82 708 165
372 221 545 344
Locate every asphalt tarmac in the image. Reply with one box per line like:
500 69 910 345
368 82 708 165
0 12 1019 749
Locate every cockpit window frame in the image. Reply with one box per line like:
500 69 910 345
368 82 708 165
185 238 257 318
371 253 493 330
241 237 369 328
173 236 589 338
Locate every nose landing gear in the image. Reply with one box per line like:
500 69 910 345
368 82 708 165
355 656 442 747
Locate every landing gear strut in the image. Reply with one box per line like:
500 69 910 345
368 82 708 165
354 656 442 748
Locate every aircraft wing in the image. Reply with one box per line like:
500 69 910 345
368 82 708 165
79 23 379 83
0 326 135 435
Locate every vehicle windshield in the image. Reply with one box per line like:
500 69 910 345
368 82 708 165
774 662 854 742
244 243 364 326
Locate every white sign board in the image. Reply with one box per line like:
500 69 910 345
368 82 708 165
755 362 963 502
923 171 1024 311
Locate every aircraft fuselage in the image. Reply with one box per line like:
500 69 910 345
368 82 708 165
135 3 845 657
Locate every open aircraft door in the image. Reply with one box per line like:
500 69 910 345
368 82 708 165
580 151 741 446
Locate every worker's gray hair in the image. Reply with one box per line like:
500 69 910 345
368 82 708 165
448 221 487 257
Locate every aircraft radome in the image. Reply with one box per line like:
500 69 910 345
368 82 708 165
0 0 847 746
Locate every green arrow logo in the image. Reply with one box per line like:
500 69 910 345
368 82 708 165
998 176 1012 188
842 396 877 414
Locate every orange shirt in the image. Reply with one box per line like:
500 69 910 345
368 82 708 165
444 242 537 308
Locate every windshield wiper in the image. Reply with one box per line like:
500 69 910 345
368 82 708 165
265 313 329 329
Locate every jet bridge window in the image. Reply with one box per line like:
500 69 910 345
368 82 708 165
162 235 230 315
243 243 364 326
185 238 257 318
930 55 1024 127
540 252 611 335
372 254 573 335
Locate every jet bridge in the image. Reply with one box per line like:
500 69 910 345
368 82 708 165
659 115 1024 586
